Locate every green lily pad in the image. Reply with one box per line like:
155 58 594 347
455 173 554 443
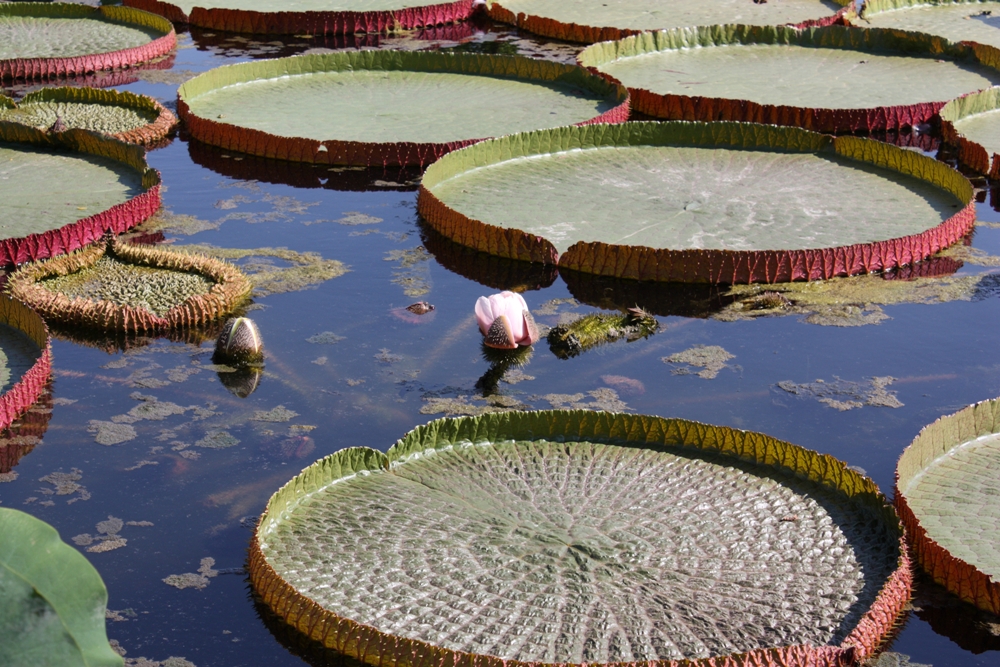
0 507 122 667
0 4 163 60
940 87 1000 177
856 0 1000 50
251 411 908 665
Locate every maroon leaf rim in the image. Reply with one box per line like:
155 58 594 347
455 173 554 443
124 0 476 35
0 4 176 82
0 121 162 266
0 380 53 474
0 296 52 436
177 50 629 167
940 86 1000 179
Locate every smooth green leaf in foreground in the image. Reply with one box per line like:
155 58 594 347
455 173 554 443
0 507 122 667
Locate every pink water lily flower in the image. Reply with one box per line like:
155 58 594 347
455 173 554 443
475 291 540 349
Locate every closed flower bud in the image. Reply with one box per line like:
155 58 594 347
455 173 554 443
214 317 264 366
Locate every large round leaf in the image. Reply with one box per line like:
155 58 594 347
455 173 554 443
0 507 122 667
417 122 974 283
250 411 909 666
856 0 1000 50
0 122 161 265
124 0 475 35
489 0 851 44
897 397 1000 615
0 4 176 81
940 87 1000 178
577 24 1000 132
177 51 628 166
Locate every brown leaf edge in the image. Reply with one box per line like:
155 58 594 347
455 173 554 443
577 23 1000 133
0 296 52 438
417 121 975 283
125 0 475 34
0 121 161 265
249 410 911 667
7 236 253 335
896 397 1000 615
0 381 53 474
0 4 176 82
0 86 178 146
176 50 629 167
488 0 854 45
940 86 1000 179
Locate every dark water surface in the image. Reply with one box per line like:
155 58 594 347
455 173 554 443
2 17 999 667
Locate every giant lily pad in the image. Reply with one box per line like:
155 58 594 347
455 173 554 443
940 87 1000 178
124 0 474 34
855 0 1000 50
417 122 974 283
896 396 1000 614
0 507 122 667
7 235 253 335
577 24 1000 132
0 122 161 265
0 3 176 82
177 51 629 167
489 0 852 45
0 87 178 146
250 411 910 666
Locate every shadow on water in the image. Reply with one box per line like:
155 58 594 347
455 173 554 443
910 573 1000 655
252 590 369 667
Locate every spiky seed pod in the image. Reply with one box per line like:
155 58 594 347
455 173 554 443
483 314 517 350
214 317 264 366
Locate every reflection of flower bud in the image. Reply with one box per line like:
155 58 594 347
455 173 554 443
218 366 263 398
475 291 539 349
214 317 264 366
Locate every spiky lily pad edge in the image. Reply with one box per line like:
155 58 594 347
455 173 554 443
249 410 912 667
0 87 178 146
577 23 1000 133
416 121 975 284
0 122 161 266
124 0 475 35
0 296 52 436
488 0 854 45
940 87 1000 179
896 397 1000 615
177 50 629 167
0 4 176 82
7 236 253 335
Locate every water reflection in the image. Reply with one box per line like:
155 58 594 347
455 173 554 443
0 382 53 474
911 573 1000 655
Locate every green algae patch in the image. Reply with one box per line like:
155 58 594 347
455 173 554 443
547 309 658 359
857 0 1000 51
176 244 348 297
663 345 736 379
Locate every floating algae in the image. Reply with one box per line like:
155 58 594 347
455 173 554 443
547 309 659 359
663 345 736 379
774 376 904 411
177 245 347 297
163 557 219 590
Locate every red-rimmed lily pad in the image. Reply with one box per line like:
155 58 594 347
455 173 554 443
0 87 178 145
489 0 853 45
897 397 1000 615
0 122 161 265
124 0 474 35
250 410 910 667
0 296 51 440
177 51 629 167
417 122 974 284
940 87 1000 178
0 3 176 82
854 0 1000 50
577 24 1000 133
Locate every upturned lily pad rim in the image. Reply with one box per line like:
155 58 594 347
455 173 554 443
416 121 975 284
123 0 475 35
0 87 178 145
177 50 629 167
940 86 1000 178
577 23 1000 133
859 0 998 19
6 235 253 335
487 0 854 45
250 410 910 667
0 3 176 82
896 397 1000 614
0 295 51 434
0 121 161 266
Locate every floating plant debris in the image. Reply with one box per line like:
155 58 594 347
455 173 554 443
856 0 1000 51
163 557 219 590
897 396 1000 614
418 122 974 283
547 309 658 358
175 244 347 297
0 3 176 81
663 345 736 379
177 51 628 166
775 376 904 411
250 411 909 666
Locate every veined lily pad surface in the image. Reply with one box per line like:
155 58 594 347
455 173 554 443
417 122 974 283
940 87 1000 178
489 0 851 44
578 24 1000 132
0 4 176 81
251 411 909 666
856 0 1000 50
897 397 1000 614
178 51 628 166
0 123 160 265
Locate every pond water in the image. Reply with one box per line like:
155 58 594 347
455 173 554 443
2 14 999 667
